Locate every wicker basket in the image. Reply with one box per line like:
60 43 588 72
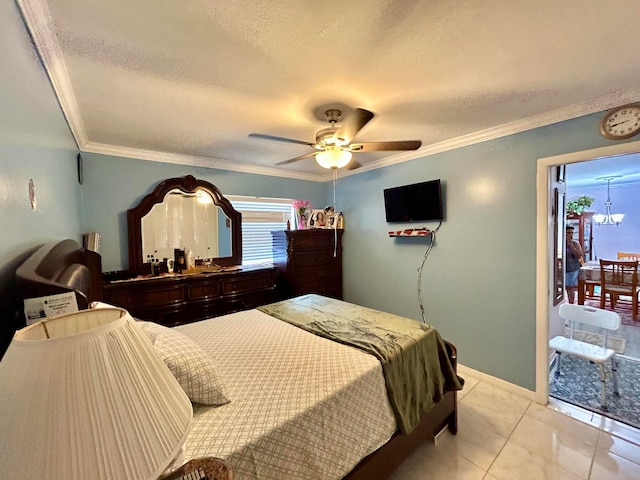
159 457 233 480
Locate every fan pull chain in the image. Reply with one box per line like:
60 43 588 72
333 169 338 258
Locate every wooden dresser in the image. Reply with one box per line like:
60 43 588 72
271 229 343 300
102 265 276 327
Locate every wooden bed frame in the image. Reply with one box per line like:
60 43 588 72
14 239 459 480
345 350 457 480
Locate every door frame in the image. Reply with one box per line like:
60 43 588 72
535 140 640 404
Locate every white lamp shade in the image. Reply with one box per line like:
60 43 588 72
316 147 352 169
0 308 193 480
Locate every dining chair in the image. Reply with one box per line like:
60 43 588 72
617 251 640 261
599 259 640 320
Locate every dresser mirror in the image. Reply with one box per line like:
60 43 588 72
127 175 242 274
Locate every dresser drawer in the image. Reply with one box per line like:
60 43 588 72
187 280 222 300
223 272 274 295
292 251 340 268
222 289 276 314
292 264 340 279
288 232 342 251
291 278 342 299
108 285 184 309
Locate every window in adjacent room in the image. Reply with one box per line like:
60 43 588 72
227 196 293 264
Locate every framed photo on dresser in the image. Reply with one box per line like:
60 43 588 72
308 209 338 229
308 209 327 228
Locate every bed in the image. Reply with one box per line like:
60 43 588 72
13 239 463 480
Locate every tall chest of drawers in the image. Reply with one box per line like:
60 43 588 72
271 229 343 300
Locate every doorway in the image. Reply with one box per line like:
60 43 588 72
536 140 640 427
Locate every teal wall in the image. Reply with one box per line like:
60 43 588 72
0 0 634 389
0 0 81 349
331 114 623 389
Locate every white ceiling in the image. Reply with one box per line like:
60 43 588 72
566 152 640 189
17 0 640 181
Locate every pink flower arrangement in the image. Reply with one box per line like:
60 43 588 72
292 199 311 216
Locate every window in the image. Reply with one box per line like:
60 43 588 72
227 196 293 264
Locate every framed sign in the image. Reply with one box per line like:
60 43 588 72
23 292 79 325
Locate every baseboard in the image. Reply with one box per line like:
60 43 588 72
458 363 536 402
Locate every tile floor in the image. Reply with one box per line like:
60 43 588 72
387 370 640 480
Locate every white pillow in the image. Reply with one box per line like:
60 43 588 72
138 321 230 406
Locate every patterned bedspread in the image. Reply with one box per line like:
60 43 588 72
175 309 397 480
258 294 463 433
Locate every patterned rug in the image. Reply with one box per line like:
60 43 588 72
584 298 637 326
550 354 640 429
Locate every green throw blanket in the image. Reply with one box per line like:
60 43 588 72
258 294 464 434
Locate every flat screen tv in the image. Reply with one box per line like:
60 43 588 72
383 179 443 222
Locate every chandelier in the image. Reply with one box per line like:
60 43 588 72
593 176 624 226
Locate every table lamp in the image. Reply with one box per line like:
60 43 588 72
0 308 193 479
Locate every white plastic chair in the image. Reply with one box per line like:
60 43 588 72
549 303 621 411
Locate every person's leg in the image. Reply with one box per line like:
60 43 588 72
567 286 576 304
565 270 579 304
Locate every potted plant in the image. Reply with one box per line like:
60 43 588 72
566 195 595 215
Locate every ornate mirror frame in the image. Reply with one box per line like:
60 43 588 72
127 175 242 274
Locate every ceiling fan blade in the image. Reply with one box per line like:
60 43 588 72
347 159 362 170
350 140 422 152
276 151 319 165
249 133 315 147
336 108 374 143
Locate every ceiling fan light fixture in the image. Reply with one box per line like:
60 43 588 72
316 147 352 169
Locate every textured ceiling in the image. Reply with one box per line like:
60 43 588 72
17 0 640 181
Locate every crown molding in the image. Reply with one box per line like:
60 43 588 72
17 0 87 148
335 88 640 180
81 142 325 182
85 84 640 184
19 0 640 184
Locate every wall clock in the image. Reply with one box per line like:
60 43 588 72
600 104 640 140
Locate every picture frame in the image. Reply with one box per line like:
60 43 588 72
307 209 338 229
307 209 329 228
326 212 338 229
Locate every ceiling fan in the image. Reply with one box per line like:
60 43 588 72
249 108 422 170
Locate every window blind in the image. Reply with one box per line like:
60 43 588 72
227 196 294 264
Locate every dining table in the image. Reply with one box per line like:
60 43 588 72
577 261 640 305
